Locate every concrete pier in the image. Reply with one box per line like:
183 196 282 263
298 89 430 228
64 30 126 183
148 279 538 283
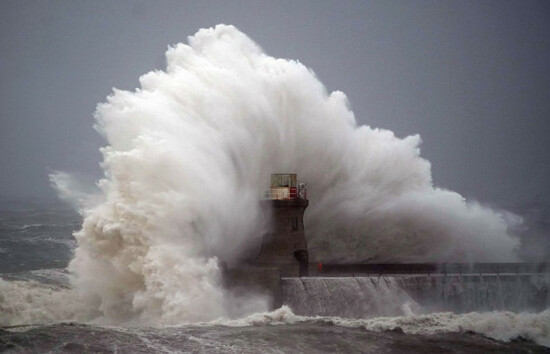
223 263 550 312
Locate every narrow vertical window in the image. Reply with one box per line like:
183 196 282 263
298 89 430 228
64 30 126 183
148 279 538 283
291 217 299 231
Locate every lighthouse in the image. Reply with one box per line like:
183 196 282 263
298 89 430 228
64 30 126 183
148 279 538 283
222 173 309 309
255 174 309 277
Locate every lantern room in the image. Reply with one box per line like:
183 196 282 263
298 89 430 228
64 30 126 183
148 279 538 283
267 173 306 200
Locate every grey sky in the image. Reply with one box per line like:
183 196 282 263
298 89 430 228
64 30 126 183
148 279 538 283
1 0 549 211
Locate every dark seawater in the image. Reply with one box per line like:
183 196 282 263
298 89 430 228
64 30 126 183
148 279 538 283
2 323 549 353
1 204 549 353
0 204 79 273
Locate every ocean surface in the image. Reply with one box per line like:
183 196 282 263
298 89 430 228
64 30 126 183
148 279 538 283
1 204 549 353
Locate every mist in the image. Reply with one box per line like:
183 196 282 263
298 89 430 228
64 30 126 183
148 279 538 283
48 25 523 325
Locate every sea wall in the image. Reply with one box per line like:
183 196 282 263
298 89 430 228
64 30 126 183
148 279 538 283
400 274 550 313
281 274 550 318
222 263 550 315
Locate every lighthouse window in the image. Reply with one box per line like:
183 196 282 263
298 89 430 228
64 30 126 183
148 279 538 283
291 217 299 231
271 174 297 188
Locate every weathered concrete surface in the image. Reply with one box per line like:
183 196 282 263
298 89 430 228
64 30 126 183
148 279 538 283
400 274 550 313
255 199 309 277
282 274 550 316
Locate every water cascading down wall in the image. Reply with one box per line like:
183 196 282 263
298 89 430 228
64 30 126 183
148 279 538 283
281 274 550 318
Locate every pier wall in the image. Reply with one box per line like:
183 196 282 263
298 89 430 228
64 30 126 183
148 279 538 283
282 274 550 317
223 263 550 314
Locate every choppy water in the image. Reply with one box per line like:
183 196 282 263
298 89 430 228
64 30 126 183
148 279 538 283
1 205 549 353
0 205 79 273
2 321 549 353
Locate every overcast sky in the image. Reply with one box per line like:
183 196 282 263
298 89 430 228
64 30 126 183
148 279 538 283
1 0 549 211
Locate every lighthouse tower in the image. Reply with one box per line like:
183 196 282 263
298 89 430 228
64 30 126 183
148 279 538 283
222 173 308 309
255 174 309 277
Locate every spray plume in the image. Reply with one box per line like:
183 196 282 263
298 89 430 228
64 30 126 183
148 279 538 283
55 24 519 324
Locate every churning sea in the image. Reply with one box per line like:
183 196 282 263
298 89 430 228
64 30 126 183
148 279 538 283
0 202 549 353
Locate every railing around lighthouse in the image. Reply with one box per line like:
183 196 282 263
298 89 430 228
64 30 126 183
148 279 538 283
264 173 307 200
265 185 307 200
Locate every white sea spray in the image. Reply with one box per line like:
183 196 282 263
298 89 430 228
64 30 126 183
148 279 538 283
44 24 520 325
214 306 550 347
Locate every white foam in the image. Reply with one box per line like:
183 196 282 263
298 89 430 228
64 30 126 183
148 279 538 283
2 275 548 347
47 24 520 325
0 278 89 326
19 224 44 230
213 306 550 347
